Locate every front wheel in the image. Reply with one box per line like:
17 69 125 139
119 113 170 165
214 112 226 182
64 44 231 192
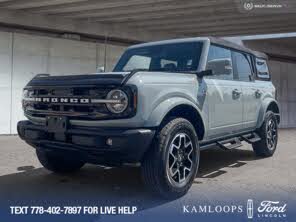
252 111 278 157
141 118 200 199
36 149 85 174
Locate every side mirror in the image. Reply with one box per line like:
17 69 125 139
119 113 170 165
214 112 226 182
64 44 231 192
97 66 105 73
206 58 233 76
196 70 213 78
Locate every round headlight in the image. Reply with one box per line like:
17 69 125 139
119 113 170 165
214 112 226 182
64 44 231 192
106 90 128 114
23 89 29 99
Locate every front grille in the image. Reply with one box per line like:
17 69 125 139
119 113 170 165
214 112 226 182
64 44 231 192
33 87 109 97
23 87 111 120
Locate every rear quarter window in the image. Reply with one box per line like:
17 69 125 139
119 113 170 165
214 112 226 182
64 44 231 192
256 58 270 80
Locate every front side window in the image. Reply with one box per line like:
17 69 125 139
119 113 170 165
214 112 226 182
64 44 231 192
122 55 151 71
256 58 270 80
113 42 203 73
206 45 233 80
233 52 253 81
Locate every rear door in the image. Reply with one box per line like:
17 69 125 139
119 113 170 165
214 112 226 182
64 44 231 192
232 51 260 131
205 45 243 139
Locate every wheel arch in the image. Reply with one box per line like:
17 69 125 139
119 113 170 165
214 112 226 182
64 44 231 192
145 97 206 140
157 103 205 140
257 99 280 128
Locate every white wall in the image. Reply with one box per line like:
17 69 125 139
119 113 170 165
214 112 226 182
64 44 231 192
11 34 49 134
269 60 296 128
0 32 12 134
0 31 127 134
243 40 296 128
106 44 126 72
95 43 126 72
47 37 97 75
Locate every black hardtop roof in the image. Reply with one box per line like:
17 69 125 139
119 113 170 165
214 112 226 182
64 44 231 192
209 37 268 59
130 36 268 60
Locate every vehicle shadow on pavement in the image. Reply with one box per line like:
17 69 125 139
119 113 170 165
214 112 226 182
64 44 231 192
0 146 259 210
197 146 259 179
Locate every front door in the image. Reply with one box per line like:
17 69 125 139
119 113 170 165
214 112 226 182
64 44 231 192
205 45 243 139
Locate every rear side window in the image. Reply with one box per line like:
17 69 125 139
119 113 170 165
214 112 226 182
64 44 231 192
233 52 253 81
256 58 270 80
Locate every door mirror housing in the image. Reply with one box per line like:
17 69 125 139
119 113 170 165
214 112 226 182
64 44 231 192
196 70 213 78
206 58 233 76
97 66 105 73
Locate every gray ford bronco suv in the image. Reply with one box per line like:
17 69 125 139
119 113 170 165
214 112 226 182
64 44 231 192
18 37 280 198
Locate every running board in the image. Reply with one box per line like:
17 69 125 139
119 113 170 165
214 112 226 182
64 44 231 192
241 132 261 144
199 131 262 151
216 137 242 150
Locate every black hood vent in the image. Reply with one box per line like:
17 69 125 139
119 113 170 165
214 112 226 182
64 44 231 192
26 73 130 88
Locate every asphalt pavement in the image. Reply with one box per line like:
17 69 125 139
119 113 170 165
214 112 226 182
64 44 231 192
0 129 295 221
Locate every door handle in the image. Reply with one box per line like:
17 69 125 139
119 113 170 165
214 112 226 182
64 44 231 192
255 90 262 98
232 89 242 99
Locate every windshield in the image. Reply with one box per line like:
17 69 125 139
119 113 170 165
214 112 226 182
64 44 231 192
113 42 203 73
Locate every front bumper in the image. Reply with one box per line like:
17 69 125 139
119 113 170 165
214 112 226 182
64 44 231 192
17 120 155 165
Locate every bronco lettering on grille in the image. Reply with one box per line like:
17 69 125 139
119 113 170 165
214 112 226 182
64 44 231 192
26 97 90 104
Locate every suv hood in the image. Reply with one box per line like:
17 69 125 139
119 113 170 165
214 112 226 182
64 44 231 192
26 72 131 87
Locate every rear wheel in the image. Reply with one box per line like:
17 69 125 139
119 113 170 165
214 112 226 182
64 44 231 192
36 149 85 173
141 118 199 199
252 111 278 157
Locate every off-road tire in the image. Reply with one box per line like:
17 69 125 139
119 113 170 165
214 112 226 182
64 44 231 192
36 149 85 173
141 118 200 199
252 111 278 157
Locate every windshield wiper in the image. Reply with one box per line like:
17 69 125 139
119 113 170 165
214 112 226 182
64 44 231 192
125 69 197 75
126 68 150 72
